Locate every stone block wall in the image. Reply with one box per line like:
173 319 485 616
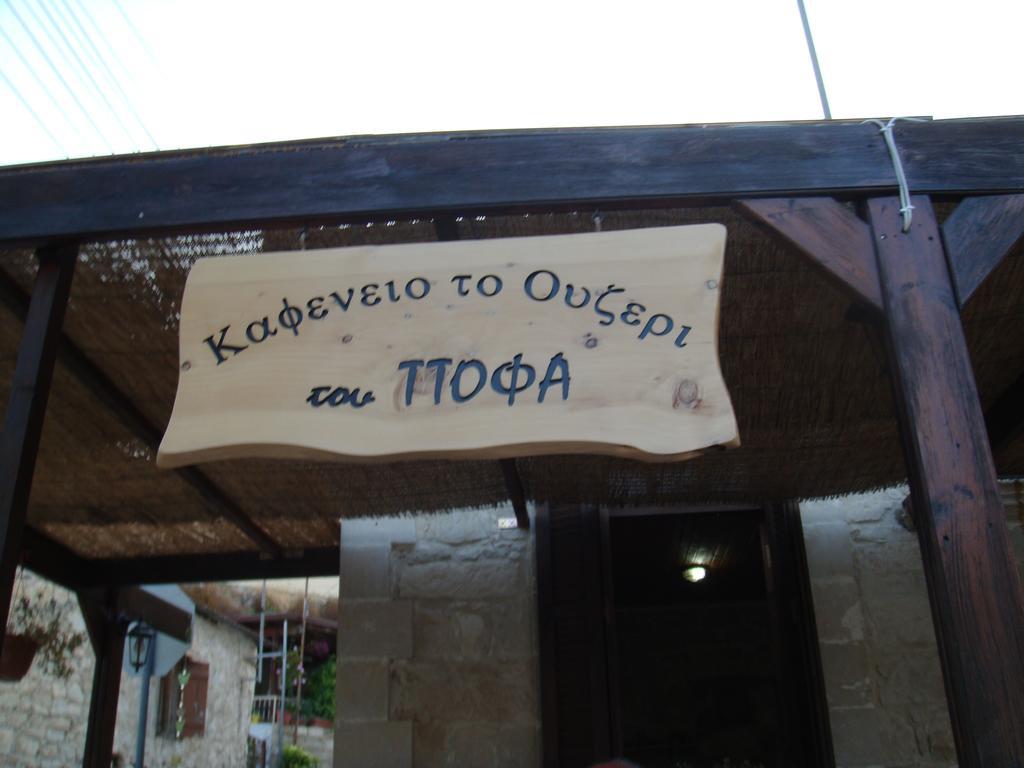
114 606 259 768
801 485 1024 768
0 574 257 768
295 724 334 766
0 575 91 767
334 504 540 768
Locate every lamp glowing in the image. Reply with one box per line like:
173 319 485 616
682 565 707 583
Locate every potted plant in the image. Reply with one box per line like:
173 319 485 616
1 593 85 681
0 632 39 681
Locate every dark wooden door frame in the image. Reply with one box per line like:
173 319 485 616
538 503 835 767
535 504 615 768
764 501 836 768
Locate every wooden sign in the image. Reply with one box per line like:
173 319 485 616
157 225 738 468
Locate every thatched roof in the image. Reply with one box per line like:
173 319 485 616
3 201 1022 561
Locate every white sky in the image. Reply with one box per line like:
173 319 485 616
0 0 1021 167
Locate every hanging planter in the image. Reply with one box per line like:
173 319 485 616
4 573 85 681
0 633 40 681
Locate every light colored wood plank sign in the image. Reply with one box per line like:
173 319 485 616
157 225 738 468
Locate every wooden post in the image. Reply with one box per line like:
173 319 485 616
0 243 76 645
869 196 1024 766
80 589 127 768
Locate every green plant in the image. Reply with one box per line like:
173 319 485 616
6 594 85 679
175 666 191 739
286 647 303 690
282 744 319 768
305 655 336 720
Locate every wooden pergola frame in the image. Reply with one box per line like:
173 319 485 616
1 116 1023 767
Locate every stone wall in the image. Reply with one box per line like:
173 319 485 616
0 574 257 768
295 724 334 766
323 485 1024 768
113 605 259 768
0 574 92 767
334 504 539 768
801 484 1024 768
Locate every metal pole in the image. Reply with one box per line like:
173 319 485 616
795 0 831 119
276 618 288 768
134 634 156 768
292 580 309 746
256 580 266 684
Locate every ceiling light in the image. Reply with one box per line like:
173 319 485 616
683 565 707 583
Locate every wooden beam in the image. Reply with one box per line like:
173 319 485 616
736 197 882 313
902 365 1024 523
20 527 86 589
0 243 76 648
74 546 340 587
21 526 340 588
116 586 191 642
765 502 836 767
2 117 1024 246
499 459 531 530
534 504 561 768
80 589 126 768
0 268 283 557
869 195 1024 766
942 194 1024 306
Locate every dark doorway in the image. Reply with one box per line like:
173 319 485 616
535 504 834 768
613 510 780 767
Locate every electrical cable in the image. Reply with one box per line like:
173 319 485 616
6 1 114 150
796 0 831 119
69 0 137 85
34 0 139 146
0 68 68 154
109 0 157 66
0 23 81 138
52 0 159 149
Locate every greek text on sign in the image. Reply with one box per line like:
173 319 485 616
157 225 739 468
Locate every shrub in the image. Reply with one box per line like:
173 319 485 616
305 655 336 720
283 744 319 768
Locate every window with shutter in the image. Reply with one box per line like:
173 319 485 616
156 670 177 736
155 657 210 739
182 660 209 738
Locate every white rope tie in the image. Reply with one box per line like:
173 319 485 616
863 117 928 233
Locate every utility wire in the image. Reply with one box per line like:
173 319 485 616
796 0 831 119
6 1 114 150
33 0 139 146
110 0 157 66
70 0 137 86
17 0 102 111
0 68 68 154
0 23 84 140
55 0 158 148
